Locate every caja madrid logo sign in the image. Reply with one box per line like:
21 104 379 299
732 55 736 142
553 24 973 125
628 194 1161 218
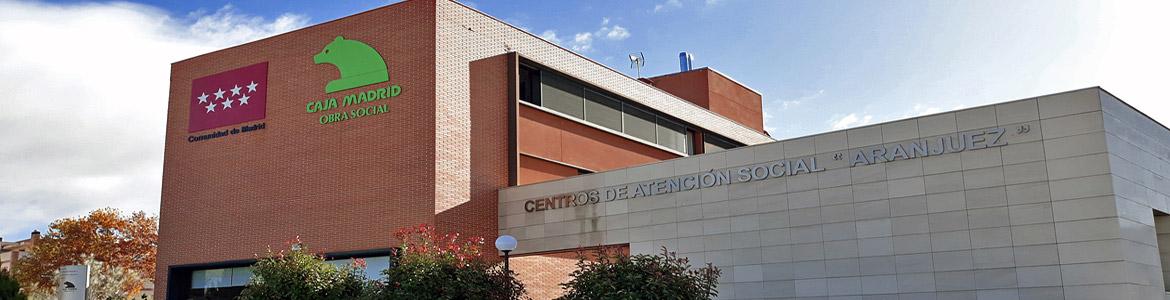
305 36 402 125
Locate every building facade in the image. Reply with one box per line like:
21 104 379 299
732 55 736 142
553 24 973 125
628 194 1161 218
0 231 39 272
160 1 1170 299
158 0 769 298
501 88 1170 299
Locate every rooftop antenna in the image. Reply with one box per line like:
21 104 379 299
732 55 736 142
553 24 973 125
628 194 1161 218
629 52 645 77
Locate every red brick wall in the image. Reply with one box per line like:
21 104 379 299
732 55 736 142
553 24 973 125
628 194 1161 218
434 53 513 249
644 70 710 108
157 1 437 297
518 154 580 185
707 71 764 133
646 69 765 133
511 245 630 300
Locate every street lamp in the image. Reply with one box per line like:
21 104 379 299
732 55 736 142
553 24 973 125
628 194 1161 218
494 235 517 273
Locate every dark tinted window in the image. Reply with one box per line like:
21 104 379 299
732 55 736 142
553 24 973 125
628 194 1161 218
623 104 657 142
585 89 623 132
519 65 540 105
540 72 584 118
656 117 688 153
704 133 739 153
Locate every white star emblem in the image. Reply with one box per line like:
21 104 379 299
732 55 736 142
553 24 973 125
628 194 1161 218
197 93 209 104
214 88 225 99
221 98 234 110
230 85 242 96
246 81 259 93
205 102 216 113
238 94 250 106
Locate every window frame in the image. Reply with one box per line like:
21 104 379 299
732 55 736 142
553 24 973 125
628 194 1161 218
583 87 625 132
519 59 745 156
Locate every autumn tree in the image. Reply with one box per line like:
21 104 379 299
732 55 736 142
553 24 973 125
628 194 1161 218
13 208 158 296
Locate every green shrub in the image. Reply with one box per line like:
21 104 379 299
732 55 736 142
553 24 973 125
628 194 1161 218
557 246 721 300
377 224 525 300
237 240 370 300
0 269 27 300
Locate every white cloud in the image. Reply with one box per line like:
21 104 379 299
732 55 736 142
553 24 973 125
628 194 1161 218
185 5 308 46
763 110 777 134
705 0 723 6
902 104 942 118
829 113 875 130
541 18 630 53
539 30 562 44
654 0 683 13
604 25 630 41
0 1 307 238
779 89 825 110
571 32 593 52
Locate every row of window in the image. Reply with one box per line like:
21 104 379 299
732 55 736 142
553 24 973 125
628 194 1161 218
521 65 739 154
191 256 392 289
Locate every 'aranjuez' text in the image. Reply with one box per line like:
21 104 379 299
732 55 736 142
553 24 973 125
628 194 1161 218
522 127 1008 213
850 127 1006 166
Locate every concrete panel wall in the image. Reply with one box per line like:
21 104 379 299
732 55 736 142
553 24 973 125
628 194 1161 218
500 88 1166 299
1102 89 1170 299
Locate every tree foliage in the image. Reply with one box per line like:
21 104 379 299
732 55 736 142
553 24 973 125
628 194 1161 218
0 269 27 300
557 246 721 300
237 239 370 300
376 224 526 300
78 256 151 300
13 208 157 295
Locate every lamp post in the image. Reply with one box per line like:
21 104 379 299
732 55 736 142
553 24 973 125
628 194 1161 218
494 235 517 273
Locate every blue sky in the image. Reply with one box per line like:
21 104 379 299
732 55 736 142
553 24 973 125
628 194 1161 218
113 0 1160 137
1 0 1167 239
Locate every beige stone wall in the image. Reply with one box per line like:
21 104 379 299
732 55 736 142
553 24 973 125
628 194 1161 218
1101 89 1170 298
500 87 1168 299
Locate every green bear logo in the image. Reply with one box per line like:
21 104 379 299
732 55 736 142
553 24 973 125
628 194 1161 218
313 36 389 93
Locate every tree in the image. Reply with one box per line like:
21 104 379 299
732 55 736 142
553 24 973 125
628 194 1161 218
237 239 370 300
557 246 721 300
378 224 525 300
79 256 150 300
13 208 158 295
0 269 28 300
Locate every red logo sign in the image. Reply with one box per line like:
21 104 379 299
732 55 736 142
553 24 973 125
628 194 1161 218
188 62 268 132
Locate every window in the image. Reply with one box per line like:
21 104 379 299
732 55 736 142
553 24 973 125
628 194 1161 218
326 256 391 280
623 104 657 142
519 65 540 105
584 89 623 132
521 63 745 156
704 133 740 153
229 267 252 286
192 268 234 289
656 117 688 153
540 71 584 118
189 255 391 293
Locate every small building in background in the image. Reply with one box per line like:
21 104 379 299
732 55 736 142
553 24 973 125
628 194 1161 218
0 230 40 272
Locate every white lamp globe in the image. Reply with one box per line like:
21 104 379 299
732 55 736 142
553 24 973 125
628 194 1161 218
495 235 518 252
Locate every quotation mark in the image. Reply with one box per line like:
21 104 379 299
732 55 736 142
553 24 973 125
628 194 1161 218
1017 124 1031 134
